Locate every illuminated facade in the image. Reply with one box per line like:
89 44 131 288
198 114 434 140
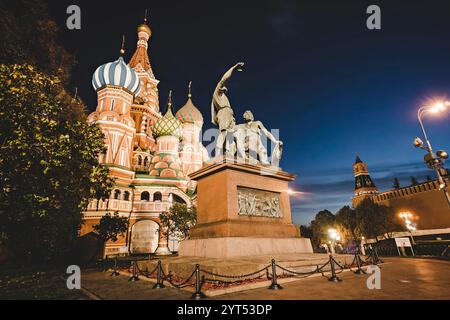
81 19 208 256
352 156 450 230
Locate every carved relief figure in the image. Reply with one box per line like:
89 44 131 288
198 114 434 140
237 187 282 218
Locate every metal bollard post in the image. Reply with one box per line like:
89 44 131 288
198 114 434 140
327 255 341 282
191 264 206 300
152 260 165 289
374 247 382 264
353 252 365 275
110 257 120 277
128 258 140 282
371 248 379 265
102 257 110 273
268 259 283 290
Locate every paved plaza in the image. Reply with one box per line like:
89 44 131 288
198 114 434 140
80 258 450 300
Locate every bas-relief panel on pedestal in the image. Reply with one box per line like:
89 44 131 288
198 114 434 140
237 187 282 218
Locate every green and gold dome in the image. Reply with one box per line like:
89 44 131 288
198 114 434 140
148 153 185 179
152 91 182 139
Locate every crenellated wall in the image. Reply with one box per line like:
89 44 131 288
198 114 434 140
373 177 450 230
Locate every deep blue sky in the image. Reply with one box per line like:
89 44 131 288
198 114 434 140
48 0 450 225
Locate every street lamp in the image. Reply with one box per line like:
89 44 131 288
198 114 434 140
328 228 340 254
398 212 417 245
414 100 450 206
398 212 416 230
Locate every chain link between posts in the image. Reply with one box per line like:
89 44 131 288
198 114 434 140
104 251 377 299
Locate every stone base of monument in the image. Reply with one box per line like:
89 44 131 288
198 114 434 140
178 157 313 258
179 237 313 258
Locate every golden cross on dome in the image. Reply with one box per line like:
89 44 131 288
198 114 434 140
168 90 173 108
188 81 192 98
120 35 125 56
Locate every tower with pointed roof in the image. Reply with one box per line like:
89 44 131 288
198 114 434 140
129 16 159 111
352 155 379 207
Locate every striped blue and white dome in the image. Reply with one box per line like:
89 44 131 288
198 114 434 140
92 57 141 95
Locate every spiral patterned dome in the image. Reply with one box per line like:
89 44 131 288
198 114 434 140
92 57 141 95
153 93 182 138
176 97 203 125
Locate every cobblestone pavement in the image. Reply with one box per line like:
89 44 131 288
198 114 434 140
81 258 450 300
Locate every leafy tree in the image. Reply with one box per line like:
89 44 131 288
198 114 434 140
335 206 359 241
0 0 75 83
393 177 401 189
92 166 115 211
310 210 335 249
93 212 128 243
0 64 110 264
159 204 197 241
355 198 404 241
299 225 313 239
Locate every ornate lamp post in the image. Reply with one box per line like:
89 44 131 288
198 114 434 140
414 101 450 206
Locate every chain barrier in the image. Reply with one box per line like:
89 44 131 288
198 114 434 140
200 265 270 279
106 252 380 299
135 259 158 279
161 268 197 289
275 258 330 278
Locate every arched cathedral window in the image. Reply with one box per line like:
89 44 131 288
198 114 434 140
153 192 162 202
141 192 150 201
113 190 121 200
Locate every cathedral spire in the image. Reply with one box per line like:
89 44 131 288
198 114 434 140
129 14 154 77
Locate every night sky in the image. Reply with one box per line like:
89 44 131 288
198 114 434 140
47 0 450 225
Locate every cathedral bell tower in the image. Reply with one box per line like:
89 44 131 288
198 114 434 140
129 15 159 112
352 155 378 207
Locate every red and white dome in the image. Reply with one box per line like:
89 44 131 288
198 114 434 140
175 82 203 125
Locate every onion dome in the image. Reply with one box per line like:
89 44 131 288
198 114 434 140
176 82 204 125
148 153 185 179
152 91 182 138
137 23 151 37
92 56 141 95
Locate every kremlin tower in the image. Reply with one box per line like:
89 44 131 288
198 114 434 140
352 155 379 207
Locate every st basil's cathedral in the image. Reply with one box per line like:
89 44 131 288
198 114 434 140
81 19 209 256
